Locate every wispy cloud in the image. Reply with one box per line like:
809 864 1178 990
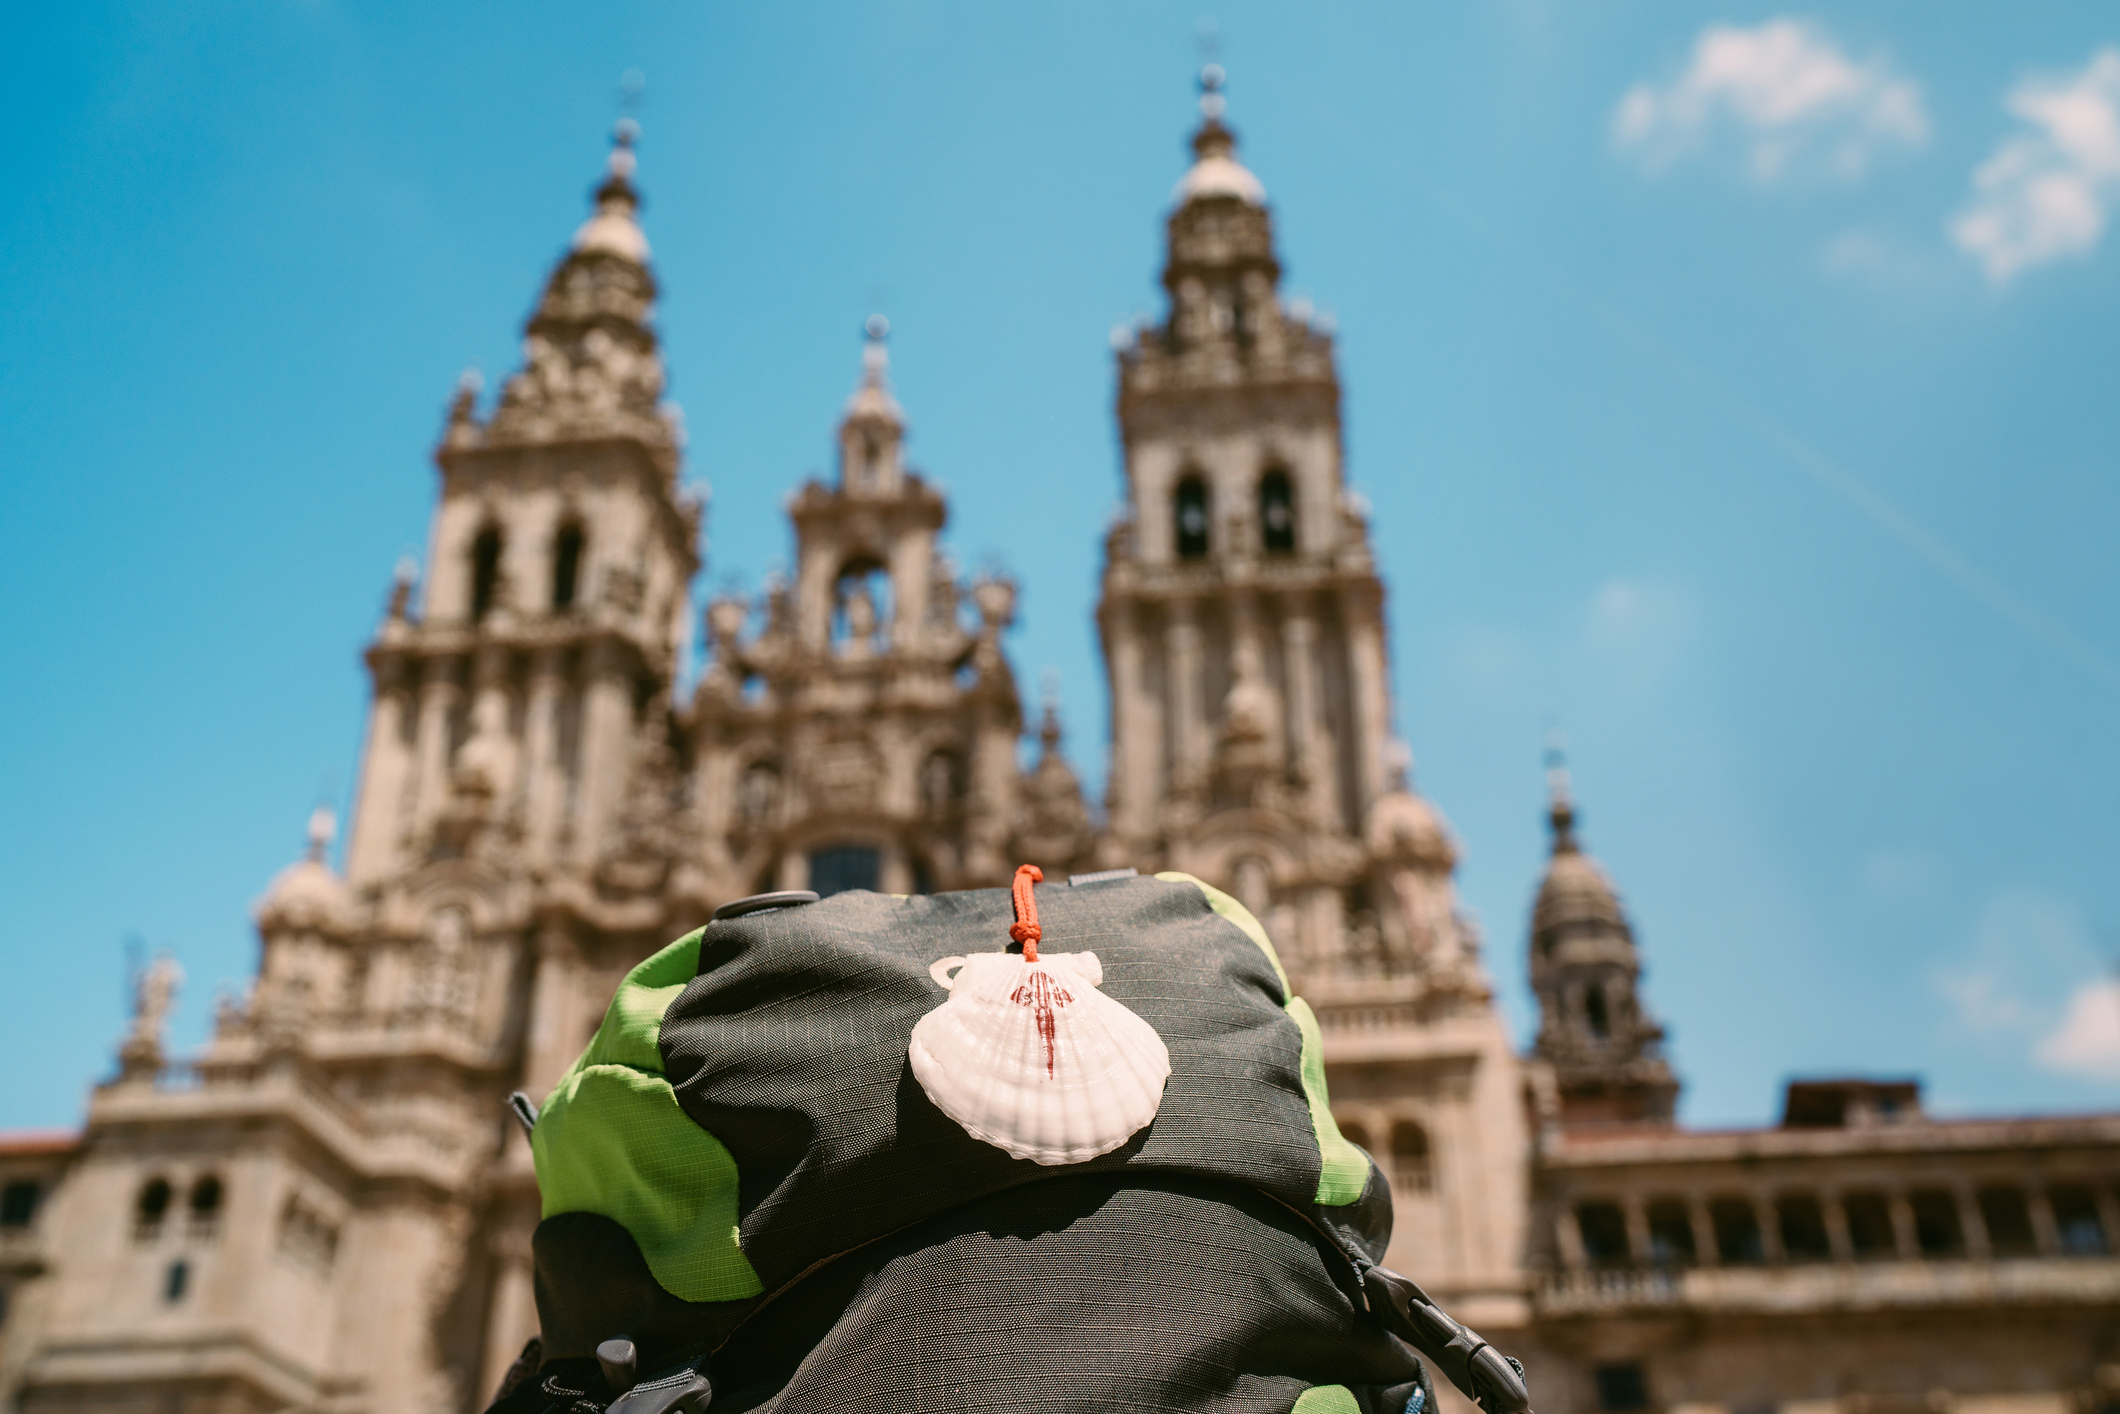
1934 888 2120 1082
2037 978 2120 1079
1951 48 2120 284
1614 19 1928 183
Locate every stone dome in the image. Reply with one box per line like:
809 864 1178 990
1174 148 1266 206
1532 848 1627 940
254 807 351 933
572 124 650 262
1365 787 1456 868
255 857 351 933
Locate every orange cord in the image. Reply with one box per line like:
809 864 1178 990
1009 864 1044 961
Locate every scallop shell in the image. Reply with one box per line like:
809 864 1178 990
908 950 1171 1165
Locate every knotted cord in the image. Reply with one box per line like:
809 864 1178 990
1008 863 1044 961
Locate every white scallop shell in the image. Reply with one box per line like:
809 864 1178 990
909 950 1171 1165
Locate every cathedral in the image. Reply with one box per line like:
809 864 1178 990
2 72 2116 1414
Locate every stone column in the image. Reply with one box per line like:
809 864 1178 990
2027 1186 2061 1256
1888 1191 1920 1260
1689 1198 1719 1267
522 925 583 1098
1555 1207 1588 1272
1823 1191 1855 1263
480 1230 538 1398
1280 605 1327 820
469 643 517 795
2092 1188 2120 1255
1105 598 1155 840
406 659 463 848
1755 1195 1784 1264
571 639 635 858
346 657 412 885
1341 585 1390 822
1166 599 1204 793
1622 1196 1651 1268
521 649 567 861
1957 1185 1992 1260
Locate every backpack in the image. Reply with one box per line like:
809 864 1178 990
488 869 1531 1414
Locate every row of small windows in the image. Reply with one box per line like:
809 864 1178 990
1173 469 1297 560
468 521 587 623
1570 1181 2112 1269
1337 1119 1434 1195
134 1174 222 1239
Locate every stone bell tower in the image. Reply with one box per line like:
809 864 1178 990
1527 755 1679 1130
347 118 700 889
1097 68 1532 1327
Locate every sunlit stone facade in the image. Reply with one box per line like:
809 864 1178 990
2 82 2114 1414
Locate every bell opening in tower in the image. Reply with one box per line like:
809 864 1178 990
469 524 503 622
1175 475 1210 559
1259 468 1296 554
551 522 585 611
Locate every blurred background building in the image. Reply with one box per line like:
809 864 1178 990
1 73 2115 1414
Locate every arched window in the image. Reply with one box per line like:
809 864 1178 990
188 1174 222 1234
1390 1120 1433 1195
921 751 961 817
0 1181 40 1229
740 761 782 833
469 525 504 622
1338 1119 1371 1153
1174 476 1210 560
136 1177 172 1236
1585 983 1611 1040
551 522 585 612
1259 469 1296 553
831 560 891 654
163 1258 189 1304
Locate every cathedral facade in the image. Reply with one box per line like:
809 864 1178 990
2 79 2117 1414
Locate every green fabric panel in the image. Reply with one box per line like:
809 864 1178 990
1159 873 1369 1208
1292 1386 1362 1414
1287 997 1371 1206
534 1063 762 1301
1156 871 1290 998
532 925 761 1302
572 928 703 1077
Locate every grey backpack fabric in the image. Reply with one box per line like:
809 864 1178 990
507 873 1448 1414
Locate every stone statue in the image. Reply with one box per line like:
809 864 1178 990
123 952 184 1069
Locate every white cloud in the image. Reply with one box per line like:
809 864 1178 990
1614 19 1928 183
2037 978 2120 1079
1951 48 2120 283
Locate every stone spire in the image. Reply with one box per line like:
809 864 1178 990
1149 65 1292 370
1174 64 1267 206
480 119 678 469
1529 752 1679 1128
839 315 907 494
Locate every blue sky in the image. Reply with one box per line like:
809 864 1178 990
3 2 2117 1131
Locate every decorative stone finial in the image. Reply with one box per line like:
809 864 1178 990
843 314 904 425
1544 741 1577 854
1199 62 1227 121
387 554 418 620
1174 60 1265 205
572 119 650 260
306 804 336 863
